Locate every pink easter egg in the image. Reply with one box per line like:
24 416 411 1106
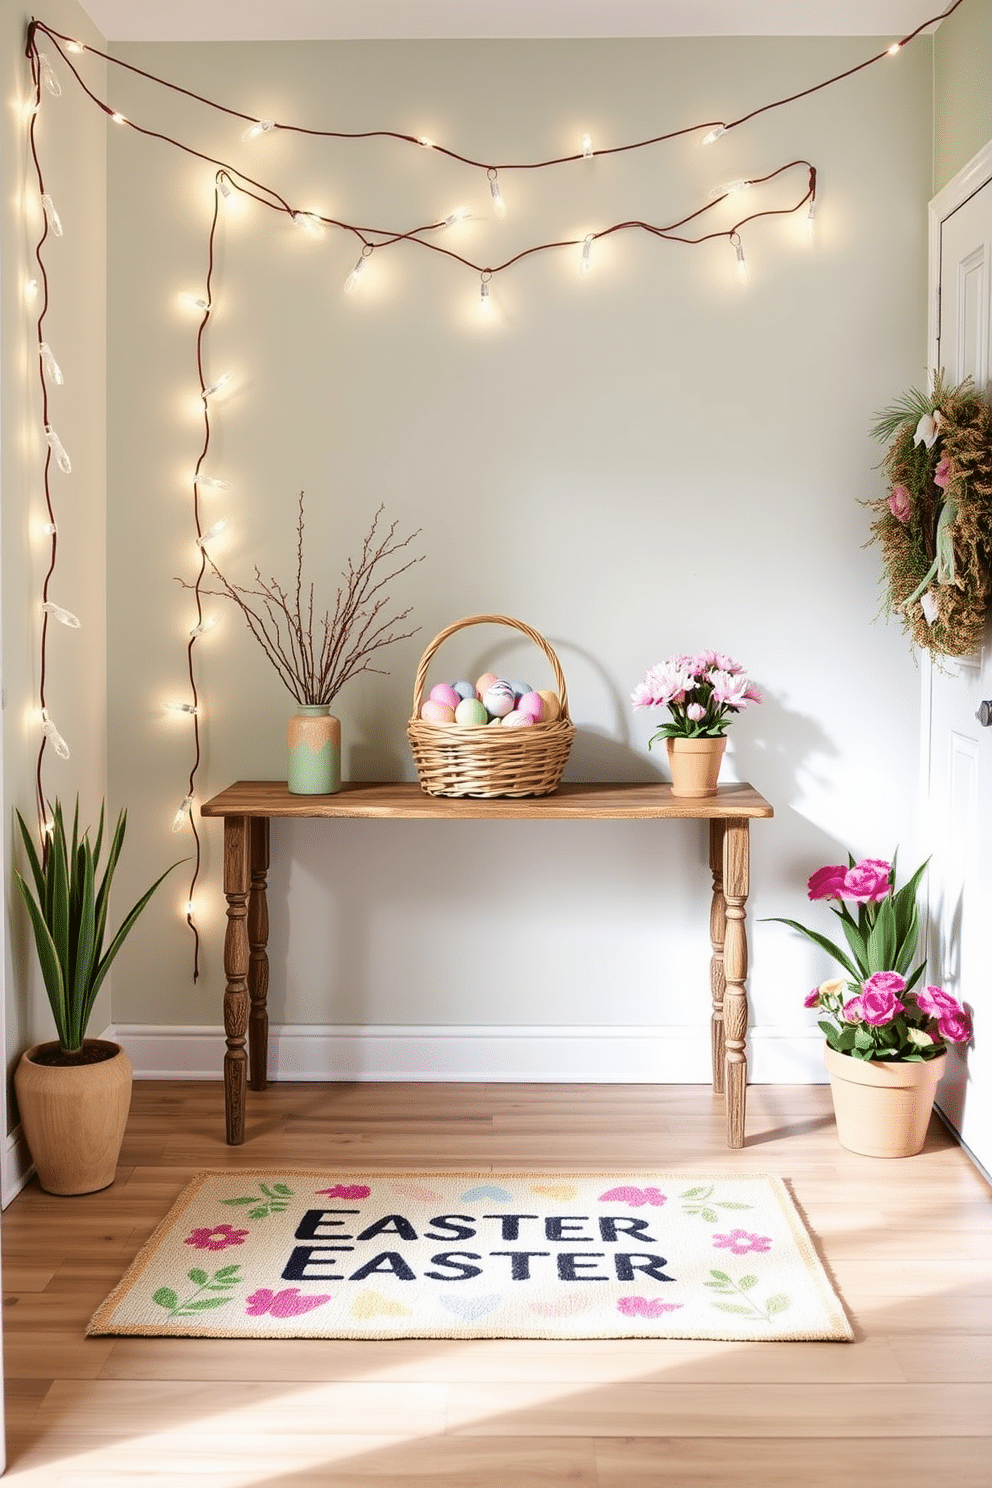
501 709 534 728
420 700 456 724
476 671 499 698
429 682 460 711
517 691 545 721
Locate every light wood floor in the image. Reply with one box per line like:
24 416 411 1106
2 1080 990 1486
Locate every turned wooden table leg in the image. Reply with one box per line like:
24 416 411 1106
222 814 250 1145
709 819 727 1096
248 817 270 1091
723 818 750 1148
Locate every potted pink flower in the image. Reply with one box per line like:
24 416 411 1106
770 854 972 1157
631 651 761 797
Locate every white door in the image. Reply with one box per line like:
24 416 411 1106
924 143 992 1175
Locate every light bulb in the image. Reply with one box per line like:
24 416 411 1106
444 207 470 226
44 425 71 473
217 172 234 198
172 793 194 830
201 373 232 400
478 273 494 317
42 601 80 628
293 212 323 233
42 521 57 536
581 134 594 159
417 135 436 149
242 118 275 141
887 41 901 55
40 710 70 759
701 124 727 145
580 235 594 274
196 519 228 547
110 111 126 125
165 702 197 716
806 199 816 239
488 169 506 218
39 342 64 385
37 53 62 97
40 193 63 236
189 616 217 637
182 292 210 313
25 278 38 302
65 40 84 53
197 474 230 492
732 234 748 285
344 246 372 292
184 899 196 918
710 179 751 200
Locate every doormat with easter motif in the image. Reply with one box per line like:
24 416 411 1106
87 1170 852 1341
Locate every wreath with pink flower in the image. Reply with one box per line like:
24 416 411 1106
867 374 992 659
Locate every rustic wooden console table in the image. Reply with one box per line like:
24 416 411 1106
201 780 774 1148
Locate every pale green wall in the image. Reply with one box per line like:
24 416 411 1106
1 0 108 1137
99 35 932 1040
935 0 992 190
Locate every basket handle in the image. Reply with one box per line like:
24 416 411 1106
411 613 570 720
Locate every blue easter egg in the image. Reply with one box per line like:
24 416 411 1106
452 680 478 700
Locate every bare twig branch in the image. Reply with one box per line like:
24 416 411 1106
177 496 423 705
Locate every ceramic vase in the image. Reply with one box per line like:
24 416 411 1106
14 1038 133 1194
823 1043 946 1158
287 705 341 795
666 735 727 798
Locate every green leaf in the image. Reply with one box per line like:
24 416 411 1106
701 1208 719 1223
738 1275 758 1291
186 1296 235 1311
764 919 860 980
248 1206 268 1220
221 1196 258 1207
152 1287 179 1311
709 1270 731 1284
839 915 869 973
716 1202 752 1211
681 1186 711 1199
713 1304 753 1315
272 1184 293 1196
765 1294 790 1315
214 1265 241 1279
187 1268 208 1286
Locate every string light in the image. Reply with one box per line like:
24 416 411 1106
189 616 217 637
292 211 323 233
182 292 210 312
887 41 902 54
344 244 372 292
806 198 816 238
731 232 749 285
25 278 38 302
478 271 494 317
41 521 58 536
488 169 506 218
443 207 471 226
580 234 594 274
197 474 230 491
38 341 64 385
700 124 726 145
44 425 71 473
417 135 436 149
40 710 70 760
711 179 751 199
165 701 198 715
172 793 194 830
110 110 126 125
196 519 228 547
201 372 232 399
581 134 594 158
42 601 80 627
37 53 62 97
242 118 275 142
40 192 63 236
217 171 234 198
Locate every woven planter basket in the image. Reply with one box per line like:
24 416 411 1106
407 614 575 798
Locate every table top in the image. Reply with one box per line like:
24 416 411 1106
201 780 774 821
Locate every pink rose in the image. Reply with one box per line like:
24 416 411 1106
888 485 911 522
937 1009 972 1044
842 860 893 903
858 989 905 1026
934 456 952 489
807 864 848 900
842 996 864 1023
862 971 906 997
804 988 820 1008
914 984 961 1019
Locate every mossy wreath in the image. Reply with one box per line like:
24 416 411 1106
867 375 992 660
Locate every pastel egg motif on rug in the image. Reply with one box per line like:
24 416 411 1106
501 709 534 727
454 696 488 726
429 682 461 711
537 689 561 722
517 691 545 721
483 681 516 717
421 699 456 724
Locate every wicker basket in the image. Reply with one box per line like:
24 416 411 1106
407 614 575 798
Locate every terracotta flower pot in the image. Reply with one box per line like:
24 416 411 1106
824 1043 946 1158
666 735 727 798
14 1039 133 1194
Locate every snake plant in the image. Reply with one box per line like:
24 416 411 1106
13 798 179 1052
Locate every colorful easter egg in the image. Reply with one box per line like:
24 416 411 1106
517 691 545 721
429 682 460 711
488 715 503 726
476 671 499 698
537 689 561 722
454 697 488 726
510 681 533 701
483 681 516 718
452 680 478 700
501 709 534 728
420 699 456 724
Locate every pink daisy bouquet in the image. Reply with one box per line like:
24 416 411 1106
630 651 762 743
770 855 971 1062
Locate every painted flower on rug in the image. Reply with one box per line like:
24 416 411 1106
598 1185 667 1207
617 1296 683 1318
245 1288 331 1318
315 1184 372 1199
712 1228 772 1256
184 1223 250 1252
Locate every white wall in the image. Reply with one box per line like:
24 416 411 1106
56 33 935 1078
2 0 108 1162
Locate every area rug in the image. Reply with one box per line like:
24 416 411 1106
87 1171 852 1342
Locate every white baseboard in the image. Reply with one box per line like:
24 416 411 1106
2 1125 36 1209
109 1023 829 1085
